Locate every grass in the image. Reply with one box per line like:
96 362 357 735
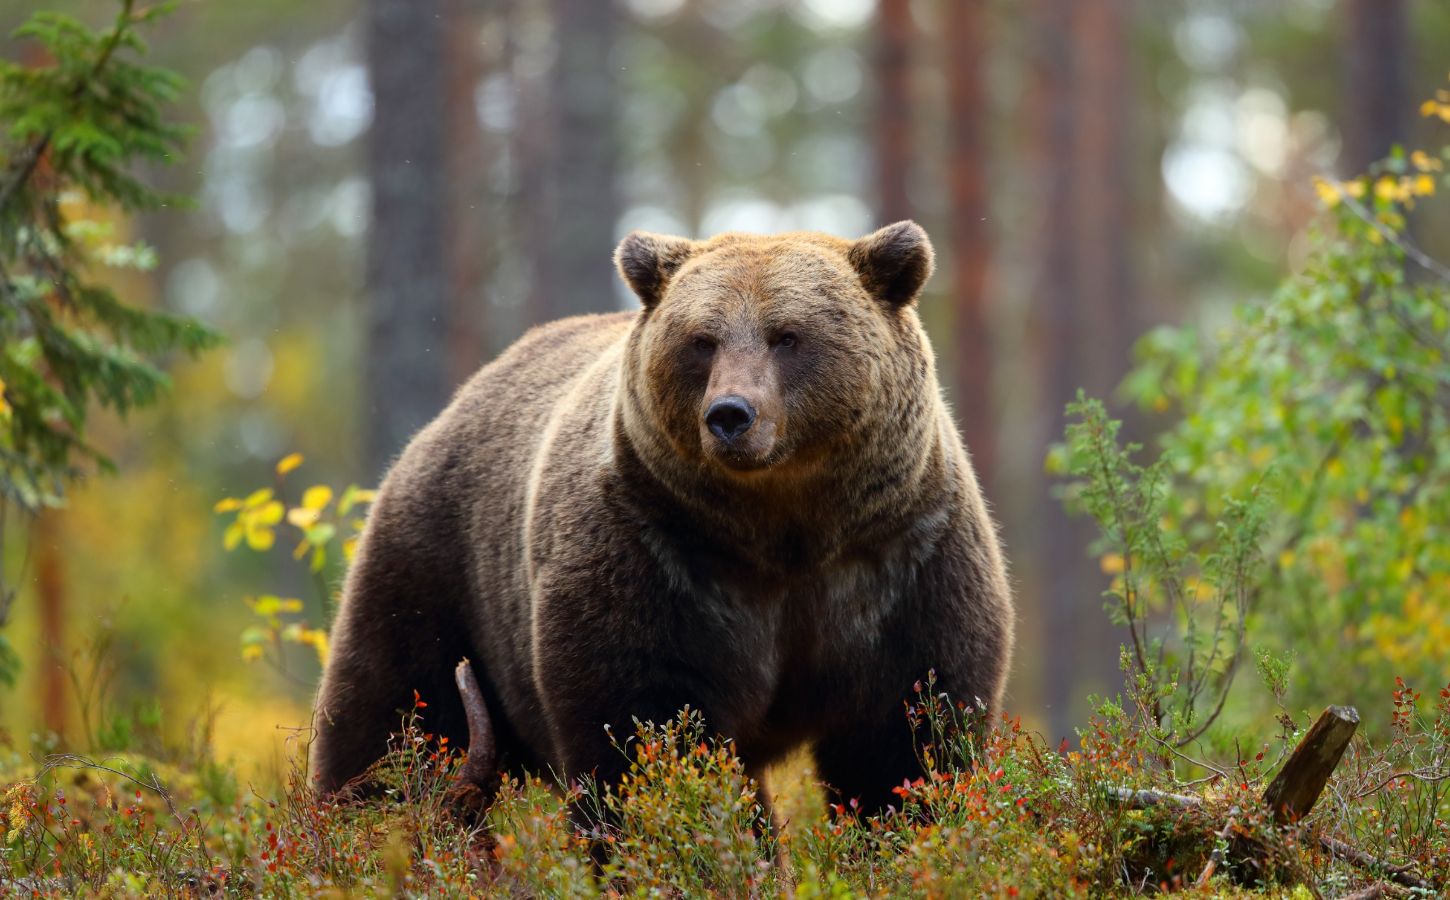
1 679 1447 897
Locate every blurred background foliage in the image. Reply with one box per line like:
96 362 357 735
1 0 1448 781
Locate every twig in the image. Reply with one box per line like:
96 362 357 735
1194 814 1237 888
1336 189 1450 284
1333 884 1403 900
1350 765 1450 801
39 752 213 871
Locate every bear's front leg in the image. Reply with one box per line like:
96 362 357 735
527 565 772 818
812 699 925 818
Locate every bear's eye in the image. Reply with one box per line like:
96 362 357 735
774 332 798 350
692 336 716 353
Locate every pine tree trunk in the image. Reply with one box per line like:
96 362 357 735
36 510 66 742
539 0 619 320
945 0 994 493
1027 0 1119 743
873 0 915 225
364 0 452 475
444 0 491 384
1066 0 1137 729
1073 0 1134 399
1342 0 1409 175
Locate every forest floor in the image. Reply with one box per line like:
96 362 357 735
2 684 1446 898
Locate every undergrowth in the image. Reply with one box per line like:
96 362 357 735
2 676 1446 897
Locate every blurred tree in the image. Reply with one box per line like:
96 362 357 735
444 0 493 383
1026 0 1135 739
1341 0 1409 175
0 1 218 695
872 0 914 224
1073 0 1134 398
944 0 994 494
538 0 619 321
363 0 451 474
1065 0 1146 740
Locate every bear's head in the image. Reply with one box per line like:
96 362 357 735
616 221 938 483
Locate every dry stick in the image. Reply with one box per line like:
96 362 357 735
1333 885 1398 900
448 657 499 817
1320 836 1431 892
1194 814 1238 888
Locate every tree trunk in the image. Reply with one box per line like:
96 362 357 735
35 510 66 741
364 0 452 476
944 0 994 493
538 0 619 321
872 0 915 225
1029 0 1126 743
1072 0 1134 400
444 0 491 384
1341 0 1409 175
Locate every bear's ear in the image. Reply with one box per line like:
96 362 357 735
848 220 935 308
614 231 697 309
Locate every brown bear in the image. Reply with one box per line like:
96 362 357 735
310 221 1014 815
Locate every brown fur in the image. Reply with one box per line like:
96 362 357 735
311 221 1015 815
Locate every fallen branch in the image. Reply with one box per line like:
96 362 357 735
1105 786 1201 809
1320 836 1431 892
447 657 500 819
1105 706 1439 892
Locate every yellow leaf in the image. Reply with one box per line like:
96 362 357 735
340 488 378 514
1423 99 1440 117
245 526 275 552
243 487 274 508
1278 550 1296 569
1410 150 1442 172
342 537 359 562
1413 174 1436 196
241 644 264 662
1099 553 1125 575
1374 176 1399 201
249 595 302 616
276 453 304 476
1312 177 1341 207
223 522 244 551
292 628 330 665
214 497 243 513
302 485 333 511
293 538 309 561
252 500 285 526
1344 179 1366 199
288 507 321 529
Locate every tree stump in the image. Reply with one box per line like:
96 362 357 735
1262 705 1359 824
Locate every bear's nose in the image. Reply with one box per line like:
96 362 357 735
705 395 756 443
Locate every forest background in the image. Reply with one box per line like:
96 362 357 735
1 0 1449 786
